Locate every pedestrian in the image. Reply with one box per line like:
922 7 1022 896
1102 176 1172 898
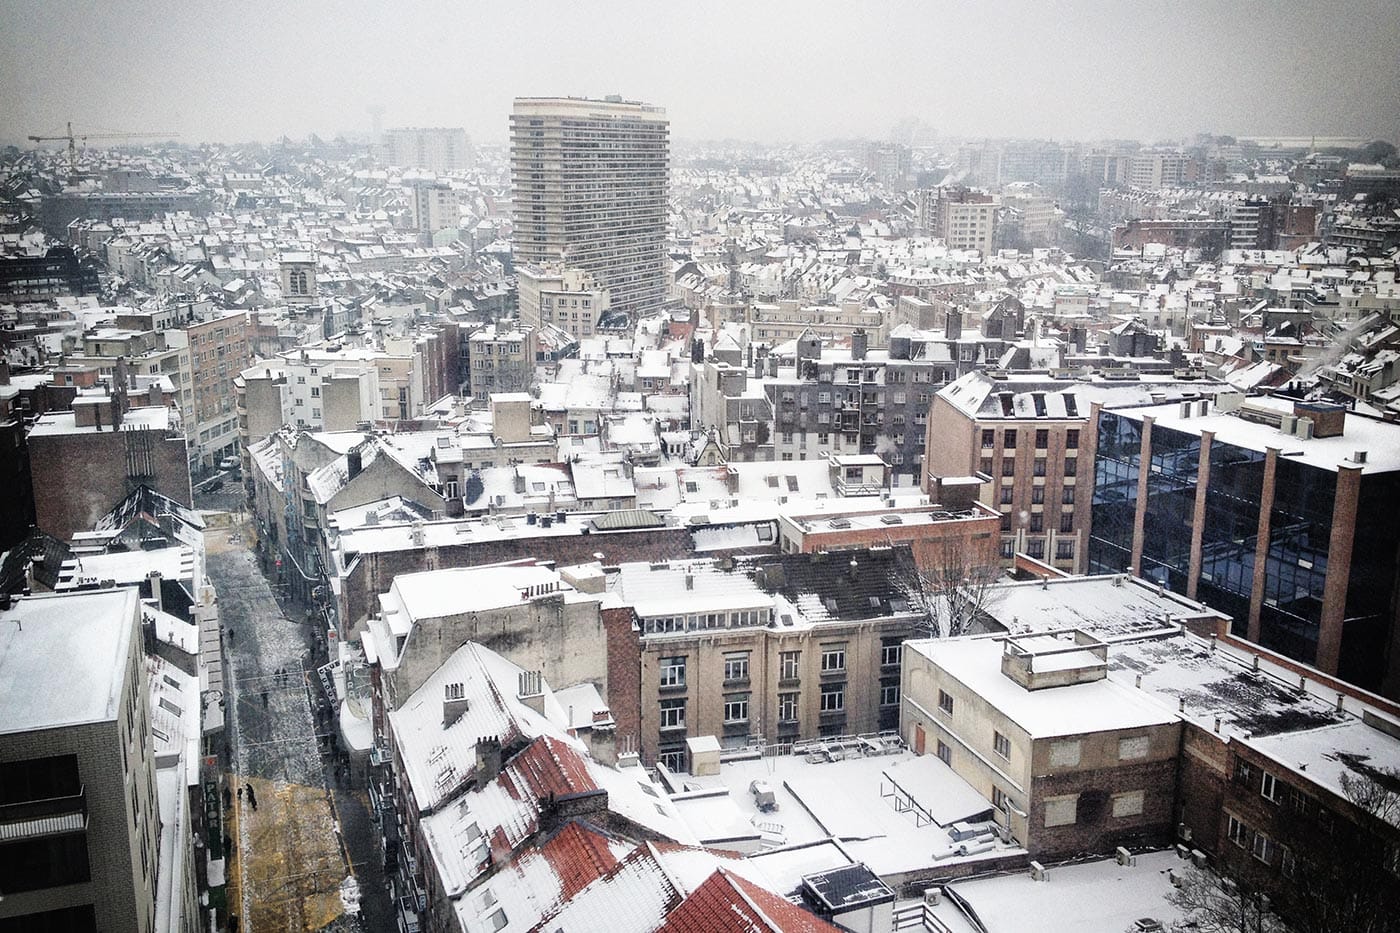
227 627 235 645
223 832 233 855
237 786 243 802
223 786 232 808
246 785 258 811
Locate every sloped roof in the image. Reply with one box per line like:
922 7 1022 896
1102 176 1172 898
660 869 841 933
591 509 666 531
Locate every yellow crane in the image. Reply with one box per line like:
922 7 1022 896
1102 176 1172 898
27 122 178 166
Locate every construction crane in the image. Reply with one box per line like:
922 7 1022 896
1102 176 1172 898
27 122 178 167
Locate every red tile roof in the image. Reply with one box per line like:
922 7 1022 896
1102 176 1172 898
509 734 601 800
658 869 841 933
540 820 621 901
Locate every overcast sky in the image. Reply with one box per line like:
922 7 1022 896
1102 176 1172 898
2 0 1397 148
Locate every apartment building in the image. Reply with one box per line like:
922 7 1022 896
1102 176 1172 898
918 187 997 255
382 127 470 174
611 548 928 770
511 97 669 318
1090 394 1400 697
518 261 613 342
465 322 538 398
901 630 1181 858
0 590 162 932
184 310 250 469
924 371 1228 574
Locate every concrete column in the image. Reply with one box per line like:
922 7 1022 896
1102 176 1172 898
1247 448 1280 644
1186 430 1214 600
1315 465 1363 675
1129 415 1154 576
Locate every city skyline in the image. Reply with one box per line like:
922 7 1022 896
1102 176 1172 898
2 0 1398 148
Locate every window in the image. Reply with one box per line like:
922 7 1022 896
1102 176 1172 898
1000 486 1014 505
820 683 844 713
0 833 92 893
1032 486 1045 504
1234 759 1254 786
938 690 954 715
1044 794 1078 827
1064 457 1077 476
724 653 750 682
781 651 800 680
1002 457 1015 477
1281 845 1296 878
1035 429 1049 449
980 456 993 475
1050 740 1081 767
1034 459 1047 477
821 645 846 674
936 740 951 765
1060 513 1075 534
981 429 995 448
779 692 799 722
1261 771 1280 803
659 657 686 689
1066 429 1079 449
1030 514 1044 533
1062 486 1075 505
993 731 1011 759
881 639 902 667
659 699 686 731
1252 831 1273 864
1227 814 1249 848
992 786 1009 811
1112 790 1145 818
1003 429 1017 448
1056 540 1075 560
724 694 749 723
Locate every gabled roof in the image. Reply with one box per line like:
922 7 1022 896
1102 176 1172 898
660 869 841 933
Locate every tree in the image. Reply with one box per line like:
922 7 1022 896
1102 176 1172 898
918 535 1002 638
1166 867 1289 933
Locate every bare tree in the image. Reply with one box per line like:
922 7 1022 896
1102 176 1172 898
918 535 1002 638
1166 868 1289 933
1340 765 1400 825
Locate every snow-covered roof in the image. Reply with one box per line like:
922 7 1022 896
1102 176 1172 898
0 589 141 734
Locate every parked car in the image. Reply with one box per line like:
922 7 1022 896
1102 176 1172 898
205 480 224 493
219 456 240 471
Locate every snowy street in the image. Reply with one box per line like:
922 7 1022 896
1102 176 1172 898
208 522 392 931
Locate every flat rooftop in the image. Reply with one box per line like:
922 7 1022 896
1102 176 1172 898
0 589 139 734
28 405 173 437
1113 395 1400 474
926 849 1186 933
986 575 1224 640
678 747 1023 878
909 636 1179 738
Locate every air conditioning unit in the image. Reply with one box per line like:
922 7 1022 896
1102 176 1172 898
1177 822 1192 842
1116 846 1136 866
1029 860 1047 882
923 887 942 907
1132 921 1164 933
1167 868 1185 888
1191 849 1208 868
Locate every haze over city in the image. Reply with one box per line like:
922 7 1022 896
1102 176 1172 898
3 0 1399 145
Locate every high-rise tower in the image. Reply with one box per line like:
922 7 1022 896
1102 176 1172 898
511 96 669 321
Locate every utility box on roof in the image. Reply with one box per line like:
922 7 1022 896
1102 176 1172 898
686 735 721 776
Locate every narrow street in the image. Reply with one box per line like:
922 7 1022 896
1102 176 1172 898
206 515 392 932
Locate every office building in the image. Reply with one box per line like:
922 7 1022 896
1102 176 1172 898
511 96 669 319
1089 394 1400 696
517 262 612 340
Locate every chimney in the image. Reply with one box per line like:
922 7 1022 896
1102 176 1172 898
588 713 618 766
517 670 546 716
851 328 868 361
945 307 963 340
768 353 779 377
684 573 694 590
0 359 9 385
148 382 162 407
347 446 363 480
443 682 470 727
147 570 163 613
474 735 503 783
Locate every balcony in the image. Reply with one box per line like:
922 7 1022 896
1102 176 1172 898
0 786 88 841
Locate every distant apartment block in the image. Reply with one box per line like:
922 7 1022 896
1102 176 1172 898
382 127 470 174
511 96 669 319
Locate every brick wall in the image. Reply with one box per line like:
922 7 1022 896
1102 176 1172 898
602 606 641 748
1030 756 1179 858
30 428 191 541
